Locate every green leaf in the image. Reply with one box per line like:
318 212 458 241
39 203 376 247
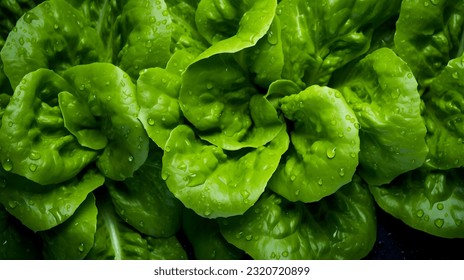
183 208 244 260
86 194 149 260
115 0 172 78
179 54 284 150
146 235 188 260
107 145 183 238
369 167 464 238
423 55 464 169
137 50 197 149
0 69 98 185
165 0 208 54
0 168 104 231
40 193 98 259
0 0 106 89
268 85 360 202
394 0 464 86
194 0 277 61
235 16 284 88
332 48 428 185
219 176 377 260
86 191 187 260
277 0 401 86
162 124 289 218
60 63 149 181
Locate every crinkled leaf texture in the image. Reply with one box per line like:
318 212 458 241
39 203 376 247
369 167 464 238
162 124 289 218
0 0 105 89
0 69 98 185
219 175 377 260
0 0 174 88
268 85 360 202
179 54 284 150
394 0 464 86
332 48 428 185
193 0 277 61
59 63 149 181
423 55 464 170
277 0 402 86
137 49 198 149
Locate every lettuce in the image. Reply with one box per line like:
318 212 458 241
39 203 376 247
0 0 463 260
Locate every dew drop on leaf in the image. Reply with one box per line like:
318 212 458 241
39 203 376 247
2 158 13 171
434 218 444 228
415 209 424 218
29 151 41 160
78 243 85 252
326 147 336 159
29 164 37 172
8 200 18 209
147 118 155 126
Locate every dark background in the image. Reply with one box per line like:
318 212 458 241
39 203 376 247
364 206 464 260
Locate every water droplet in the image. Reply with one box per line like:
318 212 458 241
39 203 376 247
338 168 345 177
290 175 296 181
235 232 244 239
452 72 459 79
326 147 336 159
282 251 289 257
139 221 144 228
2 158 13 171
241 190 250 199
416 209 424 218
430 0 440 5
53 24 59 30
206 82 213 89
78 243 85 252
8 200 18 209
350 152 357 158
204 210 211 216
147 118 155 126
29 164 37 172
29 152 41 160
434 218 444 228
437 203 444 210
245 234 253 241
128 155 134 162
267 30 278 45
317 178 323 186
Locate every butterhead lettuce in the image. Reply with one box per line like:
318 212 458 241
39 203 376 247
0 0 463 260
